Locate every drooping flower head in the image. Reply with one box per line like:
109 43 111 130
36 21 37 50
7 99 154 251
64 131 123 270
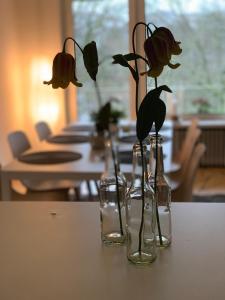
144 26 182 77
43 51 82 89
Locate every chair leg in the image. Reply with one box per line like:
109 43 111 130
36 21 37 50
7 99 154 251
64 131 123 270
86 180 93 200
68 187 80 201
74 187 80 201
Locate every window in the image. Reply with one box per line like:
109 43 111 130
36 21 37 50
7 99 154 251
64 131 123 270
145 0 225 116
72 0 225 119
72 0 129 121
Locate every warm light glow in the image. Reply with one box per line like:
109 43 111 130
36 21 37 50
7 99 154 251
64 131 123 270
29 58 63 127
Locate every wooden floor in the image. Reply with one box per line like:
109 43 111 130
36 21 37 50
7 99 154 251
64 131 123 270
193 168 225 196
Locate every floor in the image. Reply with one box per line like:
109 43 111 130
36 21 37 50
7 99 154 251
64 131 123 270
193 168 225 197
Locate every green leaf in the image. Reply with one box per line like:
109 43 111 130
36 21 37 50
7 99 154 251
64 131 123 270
83 41 99 81
136 92 155 141
99 102 111 117
112 54 138 81
112 54 128 67
149 85 172 99
136 86 171 141
154 99 166 132
123 53 148 63
97 102 111 131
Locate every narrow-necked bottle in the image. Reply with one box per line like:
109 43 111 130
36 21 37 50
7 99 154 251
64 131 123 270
149 134 172 247
99 139 126 245
126 142 156 264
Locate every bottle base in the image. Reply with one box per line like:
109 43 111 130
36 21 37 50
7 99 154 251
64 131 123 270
128 251 156 265
102 232 126 245
156 235 171 248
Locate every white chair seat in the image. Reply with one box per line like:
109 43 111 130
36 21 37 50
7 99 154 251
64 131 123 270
8 130 81 200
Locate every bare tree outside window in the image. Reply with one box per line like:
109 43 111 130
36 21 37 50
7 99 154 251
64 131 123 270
72 0 129 121
145 0 225 116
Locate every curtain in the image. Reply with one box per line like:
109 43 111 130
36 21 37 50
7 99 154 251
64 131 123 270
0 0 71 164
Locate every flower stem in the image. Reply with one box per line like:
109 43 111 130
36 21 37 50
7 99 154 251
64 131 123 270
94 81 103 109
154 132 163 246
138 140 145 254
63 37 84 54
153 77 163 245
132 22 151 255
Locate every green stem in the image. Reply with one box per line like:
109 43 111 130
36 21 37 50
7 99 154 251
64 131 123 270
63 37 84 54
153 77 163 245
132 22 151 255
138 140 145 254
132 22 152 115
94 81 103 109
154 132 163 246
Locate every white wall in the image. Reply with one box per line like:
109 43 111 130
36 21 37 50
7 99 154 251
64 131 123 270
0 0 68 165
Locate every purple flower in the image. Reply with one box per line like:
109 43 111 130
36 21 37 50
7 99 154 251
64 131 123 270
44 52 82 89
143 27 182 77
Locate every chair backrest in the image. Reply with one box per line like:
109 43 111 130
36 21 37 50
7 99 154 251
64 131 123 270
8 131 31 158
35 121 52 141
172 143 206 202
178 118 199 164
179 128 202 178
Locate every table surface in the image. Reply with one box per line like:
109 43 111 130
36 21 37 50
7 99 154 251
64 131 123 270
0 202 224 300
1 123 176 200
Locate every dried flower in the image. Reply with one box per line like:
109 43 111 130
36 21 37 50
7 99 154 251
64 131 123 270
43 52 82 89
143 26 182 77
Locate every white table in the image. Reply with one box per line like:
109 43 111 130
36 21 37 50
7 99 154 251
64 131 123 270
1 133 177 201
0 202 224 300
1 120 176 201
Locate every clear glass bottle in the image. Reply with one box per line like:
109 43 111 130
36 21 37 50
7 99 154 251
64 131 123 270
99 139 126 245
126 142 156 265
149 134 172 248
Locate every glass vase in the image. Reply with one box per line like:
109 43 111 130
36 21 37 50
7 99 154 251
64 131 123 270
149 134 172 247
99 139 126 245
126 142 156 264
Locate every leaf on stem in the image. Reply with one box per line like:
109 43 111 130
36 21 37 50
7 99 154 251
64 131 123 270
154 99 166 132
112 54 138 81
136 85 172 141
123 53 149 65
83 41 99 81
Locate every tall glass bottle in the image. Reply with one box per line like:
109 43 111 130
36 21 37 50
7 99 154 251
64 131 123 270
126 142 156 265
149 134 172 247
99 139 126 245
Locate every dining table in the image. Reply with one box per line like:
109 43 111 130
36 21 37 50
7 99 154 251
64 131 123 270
1 121 178 201
0 201 224 300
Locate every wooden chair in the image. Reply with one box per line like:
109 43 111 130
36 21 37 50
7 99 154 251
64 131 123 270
171 143 206 202
168 128 202 181
8 130 80 200
35 121 52 141
173 118 199 161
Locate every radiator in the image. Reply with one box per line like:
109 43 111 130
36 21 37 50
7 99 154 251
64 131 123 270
173 126 225 167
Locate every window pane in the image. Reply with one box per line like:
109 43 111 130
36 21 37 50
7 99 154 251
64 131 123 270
72 0 129 121
145 0 225 115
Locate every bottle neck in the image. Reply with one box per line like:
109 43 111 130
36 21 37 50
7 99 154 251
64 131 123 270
104 139 117 175
149 135 165 177
131 142 149 184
